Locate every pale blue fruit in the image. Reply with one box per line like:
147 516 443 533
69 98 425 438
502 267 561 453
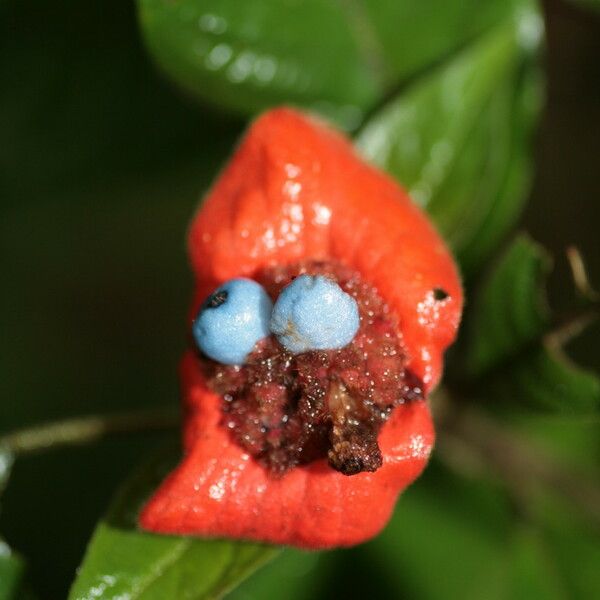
271 275 359 353
193 278 273 365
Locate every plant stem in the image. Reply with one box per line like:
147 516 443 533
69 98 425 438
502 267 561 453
0 407 179 456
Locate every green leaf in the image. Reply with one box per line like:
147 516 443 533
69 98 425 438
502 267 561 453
357 0 519 83
533 495 600 598
490 344 600 413
137 0 381 129
136 0 519 129
69 448 279 600
507 527 568 600
504 415 600 474
464 235 551 377
0 541 25 600
226 549 331 600
367 466 511 599
366 463 598 599
355 3 543 273
365 464 571 599
462 234 600 413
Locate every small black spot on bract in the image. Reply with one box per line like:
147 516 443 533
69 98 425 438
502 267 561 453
205 290 228 309
433 288 449 301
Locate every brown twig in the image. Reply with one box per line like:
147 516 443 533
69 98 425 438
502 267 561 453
0 407 179 456
566 246 599 302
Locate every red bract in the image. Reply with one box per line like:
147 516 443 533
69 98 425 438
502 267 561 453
140 108 463 548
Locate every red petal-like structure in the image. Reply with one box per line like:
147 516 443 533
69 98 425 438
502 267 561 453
140 108 462 548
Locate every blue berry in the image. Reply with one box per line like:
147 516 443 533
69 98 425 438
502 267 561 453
270 275 360 353
193 279 273 365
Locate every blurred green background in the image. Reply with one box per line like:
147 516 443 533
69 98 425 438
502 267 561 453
1 0 598 598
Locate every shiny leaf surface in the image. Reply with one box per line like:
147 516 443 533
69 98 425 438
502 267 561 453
136 0 518 129
356 4 543 272
68 449 279 600
358 0 518 80
137 0 381 129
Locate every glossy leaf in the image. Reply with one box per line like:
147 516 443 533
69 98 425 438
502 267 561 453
463 235 600 413
356 4 543 273
137 0 380 130
358 0 518 81
68 448 279 600
136 0 518 129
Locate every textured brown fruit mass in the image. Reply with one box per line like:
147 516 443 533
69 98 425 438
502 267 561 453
199 260 424 476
